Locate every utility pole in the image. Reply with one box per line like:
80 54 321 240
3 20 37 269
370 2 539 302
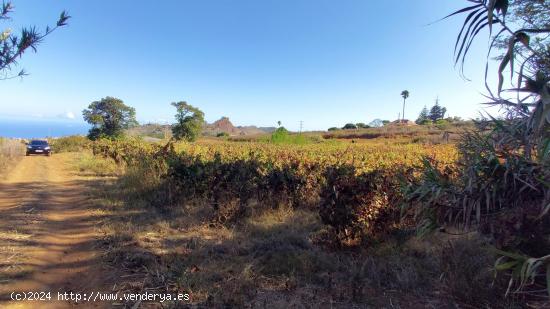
299 120 303 134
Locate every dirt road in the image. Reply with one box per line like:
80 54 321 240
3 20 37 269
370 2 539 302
0 154 108 308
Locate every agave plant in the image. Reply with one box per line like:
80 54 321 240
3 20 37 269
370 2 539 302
408 0 550 299
447 0 549 122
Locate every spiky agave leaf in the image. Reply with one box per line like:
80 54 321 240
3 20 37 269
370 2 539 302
444 0 513 80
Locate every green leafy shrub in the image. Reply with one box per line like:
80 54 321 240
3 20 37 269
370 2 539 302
269 127 315 145
270 127 290 143
50 135 89 152
434 119 449 130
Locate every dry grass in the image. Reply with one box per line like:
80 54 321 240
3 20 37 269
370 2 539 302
0 197 42 285
0 138 25 177
84 178 524 308
72 151 122 177
0 229 32 285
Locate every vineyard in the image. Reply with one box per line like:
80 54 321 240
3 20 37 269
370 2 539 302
90 138 457 244
79 136 532 307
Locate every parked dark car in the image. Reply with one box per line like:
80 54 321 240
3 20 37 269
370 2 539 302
26 140 52 156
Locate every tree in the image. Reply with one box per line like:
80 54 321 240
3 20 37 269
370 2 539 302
416 106 430 124
428 99 447 122
82 97 138 140
400 90 409 122
171 101 204 142
1 2 70 80
342 123 357 130
327 127 339 131
356 123 369 129
368 119 384 128
381 120 390 126
277 120 282 127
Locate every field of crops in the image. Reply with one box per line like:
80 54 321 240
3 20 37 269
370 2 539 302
94 138 457 169
82 135 543 306
91 138 458 243
187 139 457 166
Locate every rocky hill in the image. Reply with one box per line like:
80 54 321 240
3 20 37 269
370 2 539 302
204 117 276 136
205 117 239 135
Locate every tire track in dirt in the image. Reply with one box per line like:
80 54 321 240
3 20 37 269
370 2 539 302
0 154 109 308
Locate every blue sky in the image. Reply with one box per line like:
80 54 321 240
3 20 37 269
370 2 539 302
0 0 499 131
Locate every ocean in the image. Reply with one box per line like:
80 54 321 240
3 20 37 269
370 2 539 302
0 118 89 139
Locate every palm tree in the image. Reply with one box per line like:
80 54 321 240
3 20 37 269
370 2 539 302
400 90 409 123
